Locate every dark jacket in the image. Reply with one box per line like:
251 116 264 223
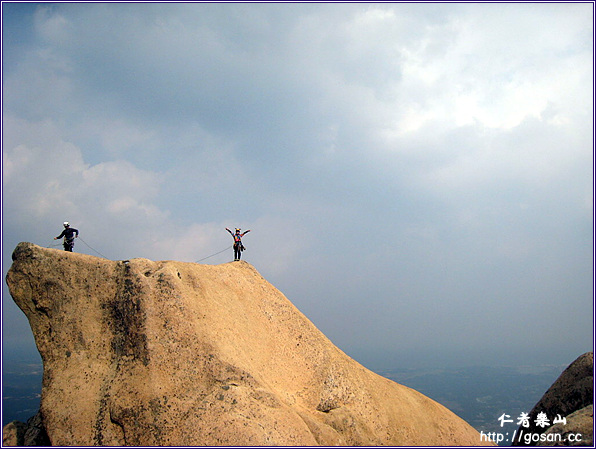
56 227 79 242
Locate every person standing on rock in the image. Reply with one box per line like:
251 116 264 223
226 227 250 261
54 222 79 252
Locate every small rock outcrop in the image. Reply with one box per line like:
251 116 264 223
2 421 26 447
5 242 491 446
541 406 593 447
3 412 50 446
513 352 593 446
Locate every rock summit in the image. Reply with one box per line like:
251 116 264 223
5 242 489 446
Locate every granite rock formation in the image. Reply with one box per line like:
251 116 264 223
2 412 50 446
541 405 593 447
513 352 593 446
4 242 491 446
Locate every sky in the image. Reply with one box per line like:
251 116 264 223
2 2 593 371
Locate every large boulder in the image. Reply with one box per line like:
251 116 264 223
6 242 491 446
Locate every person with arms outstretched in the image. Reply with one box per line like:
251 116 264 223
54 222 79 252
226 227 250 261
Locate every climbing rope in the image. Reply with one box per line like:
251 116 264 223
195 245 233 263
48 237 231 263
77 236 110 259
47 237 109 259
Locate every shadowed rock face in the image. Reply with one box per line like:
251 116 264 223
513 352 593 446
6 242 490 447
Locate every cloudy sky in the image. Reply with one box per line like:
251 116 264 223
2 2 593 370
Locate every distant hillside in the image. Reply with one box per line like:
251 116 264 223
4 242 492 446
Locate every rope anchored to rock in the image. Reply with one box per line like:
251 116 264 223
195 245 233 263
47 230 236 264
78 237 109 259
47 236 109 259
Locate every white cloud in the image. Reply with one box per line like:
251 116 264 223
381 4 593 135
34 6 71 44
150 221 230 263
3 117 87 216
2 116 168 257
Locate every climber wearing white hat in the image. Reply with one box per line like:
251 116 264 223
54 222 79 252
